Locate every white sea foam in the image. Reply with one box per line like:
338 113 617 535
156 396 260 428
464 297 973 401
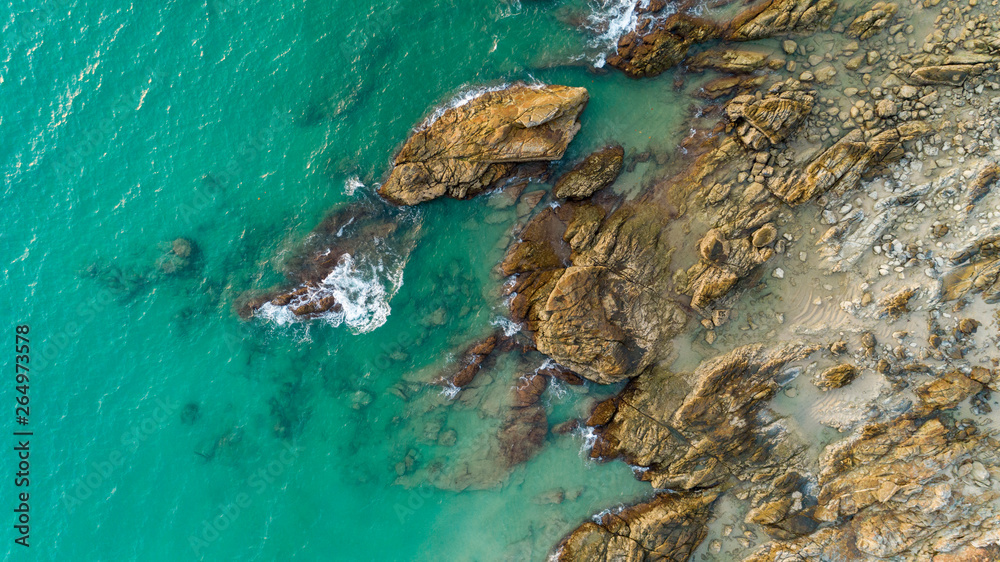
440 382 461 400
257 251 405 335
491 315 521 337
534 358 557 373
344 176 364 196
577 425 598 456
546 377 568 400
586 0 675 57
591 504 626 522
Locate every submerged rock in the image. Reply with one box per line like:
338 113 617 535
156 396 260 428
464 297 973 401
378 83 588 205
157 238 197 275
553 145 625 200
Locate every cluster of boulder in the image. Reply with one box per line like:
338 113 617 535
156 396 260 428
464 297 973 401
555 342 1000 561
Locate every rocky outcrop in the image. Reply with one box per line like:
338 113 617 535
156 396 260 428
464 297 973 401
745 370 999 561
684 229 775 309
815 364 859 390
503 201 687 384
607 14 721 78
686 48 773 74
726 0 838 41
378 83 588 205
725 80 815 151
498 372 548 467
606 0 836 79
941 234 1000 302
553 145 625 200
553 491 719 561
846 1 898 40
967 163 1000 211
589 343 820 489
238 200 420 320
768 122 931 205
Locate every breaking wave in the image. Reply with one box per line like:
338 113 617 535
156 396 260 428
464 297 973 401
491 315 521 337
257 252 406 334
344 175 364 196
417 81 545 131
586 0 675 64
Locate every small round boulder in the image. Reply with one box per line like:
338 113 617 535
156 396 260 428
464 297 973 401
752 223 778 248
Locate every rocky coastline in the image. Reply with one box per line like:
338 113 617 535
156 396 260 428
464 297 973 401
247 0 1000 556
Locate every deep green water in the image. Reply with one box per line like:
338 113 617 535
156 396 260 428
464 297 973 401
2 0 690 559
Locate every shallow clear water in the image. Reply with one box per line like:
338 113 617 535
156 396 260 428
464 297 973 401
1 0 691 559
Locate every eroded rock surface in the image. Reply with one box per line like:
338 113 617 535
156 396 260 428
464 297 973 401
553 145 625 200
608 14 721 78
846 1 898 40
379 83 588 205
768 122 931 205
589 343 819 489
554 491 719 562
725 80 815 150
503 201 687 384
746 371 1000 561
726 0 838 41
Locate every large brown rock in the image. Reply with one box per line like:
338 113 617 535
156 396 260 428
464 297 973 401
686 47 772 74
685 234 774 309
607 14 721 78
553 145 625 200
553 491 719 561
379 83 588 205
725 80 815 150
846 1 898 40
726 0 838 41
504 202 687 384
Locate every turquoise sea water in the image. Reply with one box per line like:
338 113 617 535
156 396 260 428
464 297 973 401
2 1 691 559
